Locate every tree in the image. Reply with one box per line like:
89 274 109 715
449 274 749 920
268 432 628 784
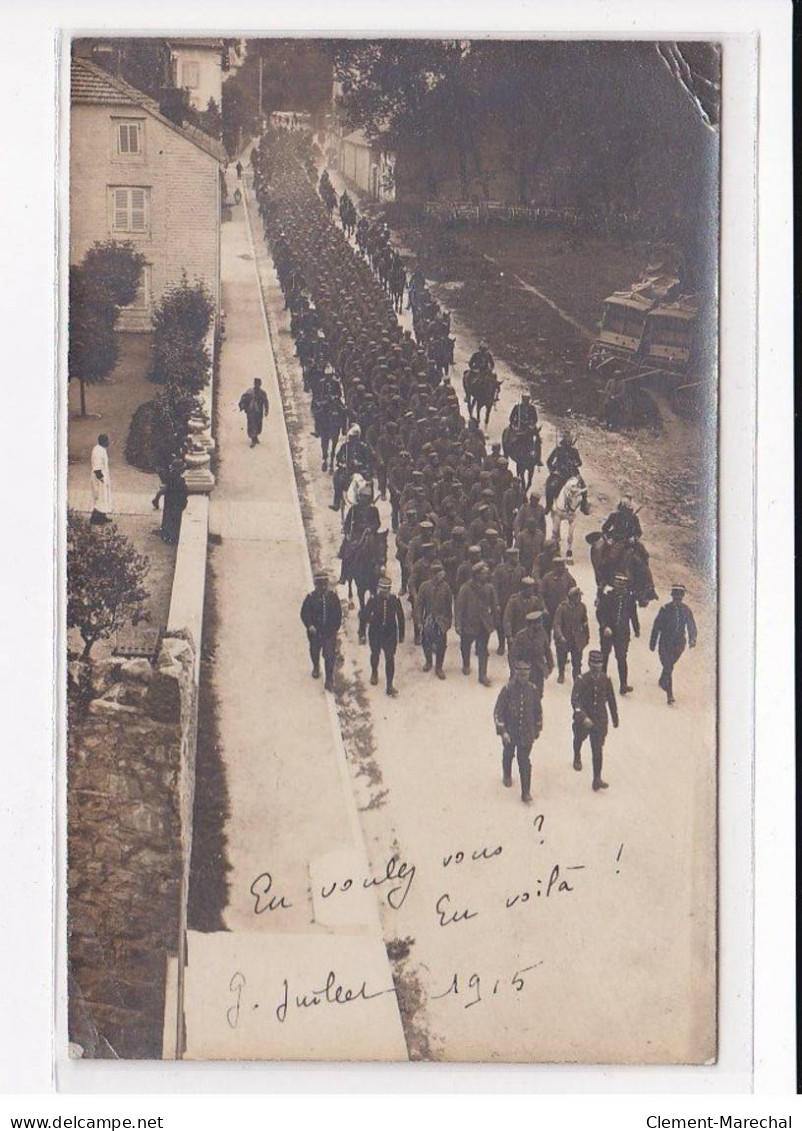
68 265 118 418
82 240 147 307
67 509 150 659
69 242 146 416
149 276 213 390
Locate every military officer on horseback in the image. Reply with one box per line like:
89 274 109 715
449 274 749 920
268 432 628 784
602 494 643 546
339 484 380 584
468 341 494 374
545 430 586 513
330 424 373 511
508 393 539 434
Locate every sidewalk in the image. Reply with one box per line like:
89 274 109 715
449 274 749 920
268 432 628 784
182 171 407 1061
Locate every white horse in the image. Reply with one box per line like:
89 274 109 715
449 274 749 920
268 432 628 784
551 476 588 561
341 471 372 527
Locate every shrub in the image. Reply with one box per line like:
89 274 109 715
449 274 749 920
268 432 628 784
81 240 147 308
67 510 150 659
125 383 198 474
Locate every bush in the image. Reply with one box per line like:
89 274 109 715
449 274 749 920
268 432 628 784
82 240 147 308
67 510 150 659
125 383 198 474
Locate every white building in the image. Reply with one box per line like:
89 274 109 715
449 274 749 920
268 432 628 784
167 39 224 112
339 129 396 202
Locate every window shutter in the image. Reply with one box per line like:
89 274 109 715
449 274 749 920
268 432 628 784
128 124 140 154
130 188 147 232
118 124 130 154
113 188 129 231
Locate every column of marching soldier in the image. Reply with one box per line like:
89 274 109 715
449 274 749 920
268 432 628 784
246 130 698 804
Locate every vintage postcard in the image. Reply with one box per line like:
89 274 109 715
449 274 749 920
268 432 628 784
65 36 720 1063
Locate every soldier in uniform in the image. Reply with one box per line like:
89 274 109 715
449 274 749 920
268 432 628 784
597 573 640 694
508 392 539 433
553 586 590 683
492 546 524 656
503 575 543 651
511 609 554 699
602 495 643 544
468 340 494 374
415 561 453 679
455 561 498 686
493 659 542 804
541 556 577 638
395 508 418 595
408 541 436 643
515 516 545 579
571 650 619 791
300 572 342 692
649 584 698 705
359 576 405 697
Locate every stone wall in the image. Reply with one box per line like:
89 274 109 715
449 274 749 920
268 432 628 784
68 635 196 1059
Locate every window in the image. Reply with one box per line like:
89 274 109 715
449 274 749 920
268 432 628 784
110 187 149 234
182 61 199 89
116 120 142 155
128 265 151 310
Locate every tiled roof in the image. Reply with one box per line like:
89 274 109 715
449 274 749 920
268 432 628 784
71 57 227 163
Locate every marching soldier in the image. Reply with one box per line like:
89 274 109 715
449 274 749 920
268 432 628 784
455 561 498 686
553 586 590 683
597 573 640 694
408 541 436 643
649 584 698 705
359 576 405 697
503 576 543 652
571 650 619 791
492 546 525 656
415 561 453 679
541 555 577 637
511 609 554 700
300 572 342 693
493 659 542 804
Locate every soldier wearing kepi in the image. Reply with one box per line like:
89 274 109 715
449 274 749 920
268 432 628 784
511 609 554 700
415 561 453 679
597 573 640 694
571 650 619 791
359 576 405 697
494 659 542 804
649 584 698 705
300 572 342 692
553 586 590 683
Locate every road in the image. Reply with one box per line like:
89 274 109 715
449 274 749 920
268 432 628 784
235 167 717 1064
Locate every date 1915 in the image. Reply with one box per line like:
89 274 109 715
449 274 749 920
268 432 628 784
431 962 544 1009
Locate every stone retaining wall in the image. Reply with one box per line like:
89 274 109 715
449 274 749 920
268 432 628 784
67 634 198 1059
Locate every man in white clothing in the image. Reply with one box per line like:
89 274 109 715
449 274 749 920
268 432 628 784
90 434 113 525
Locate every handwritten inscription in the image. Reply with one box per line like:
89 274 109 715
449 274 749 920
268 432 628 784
225 969 397 1028
432 962 544 1008
250 871 293 915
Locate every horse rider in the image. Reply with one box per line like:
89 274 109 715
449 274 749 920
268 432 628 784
649 584 698 705
493 658 542 804
339 484 380 584
330 424 373 511
602 494 642 544
415 560 453 679
597 573 640 695
570 650 619 792
300 572 342 693
359 576 405 698
545 430 585 513
508 392 539 434
469 341 494 374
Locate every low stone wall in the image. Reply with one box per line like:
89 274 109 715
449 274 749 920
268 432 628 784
67 636 196 1059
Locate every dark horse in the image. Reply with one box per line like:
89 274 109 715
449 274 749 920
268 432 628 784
502 425 542 492
342 529 389 615
463 369 501 426
586 534 658 607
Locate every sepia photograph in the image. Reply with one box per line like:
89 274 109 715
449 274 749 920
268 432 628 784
65 34 721 1064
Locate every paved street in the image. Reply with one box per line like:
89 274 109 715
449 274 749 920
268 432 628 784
226 168 717 1064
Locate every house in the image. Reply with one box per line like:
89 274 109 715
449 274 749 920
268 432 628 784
166 39 224 113
339 129 396 202
70 56 227 333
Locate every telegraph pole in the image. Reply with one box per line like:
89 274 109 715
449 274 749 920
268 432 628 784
259 54 264 119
